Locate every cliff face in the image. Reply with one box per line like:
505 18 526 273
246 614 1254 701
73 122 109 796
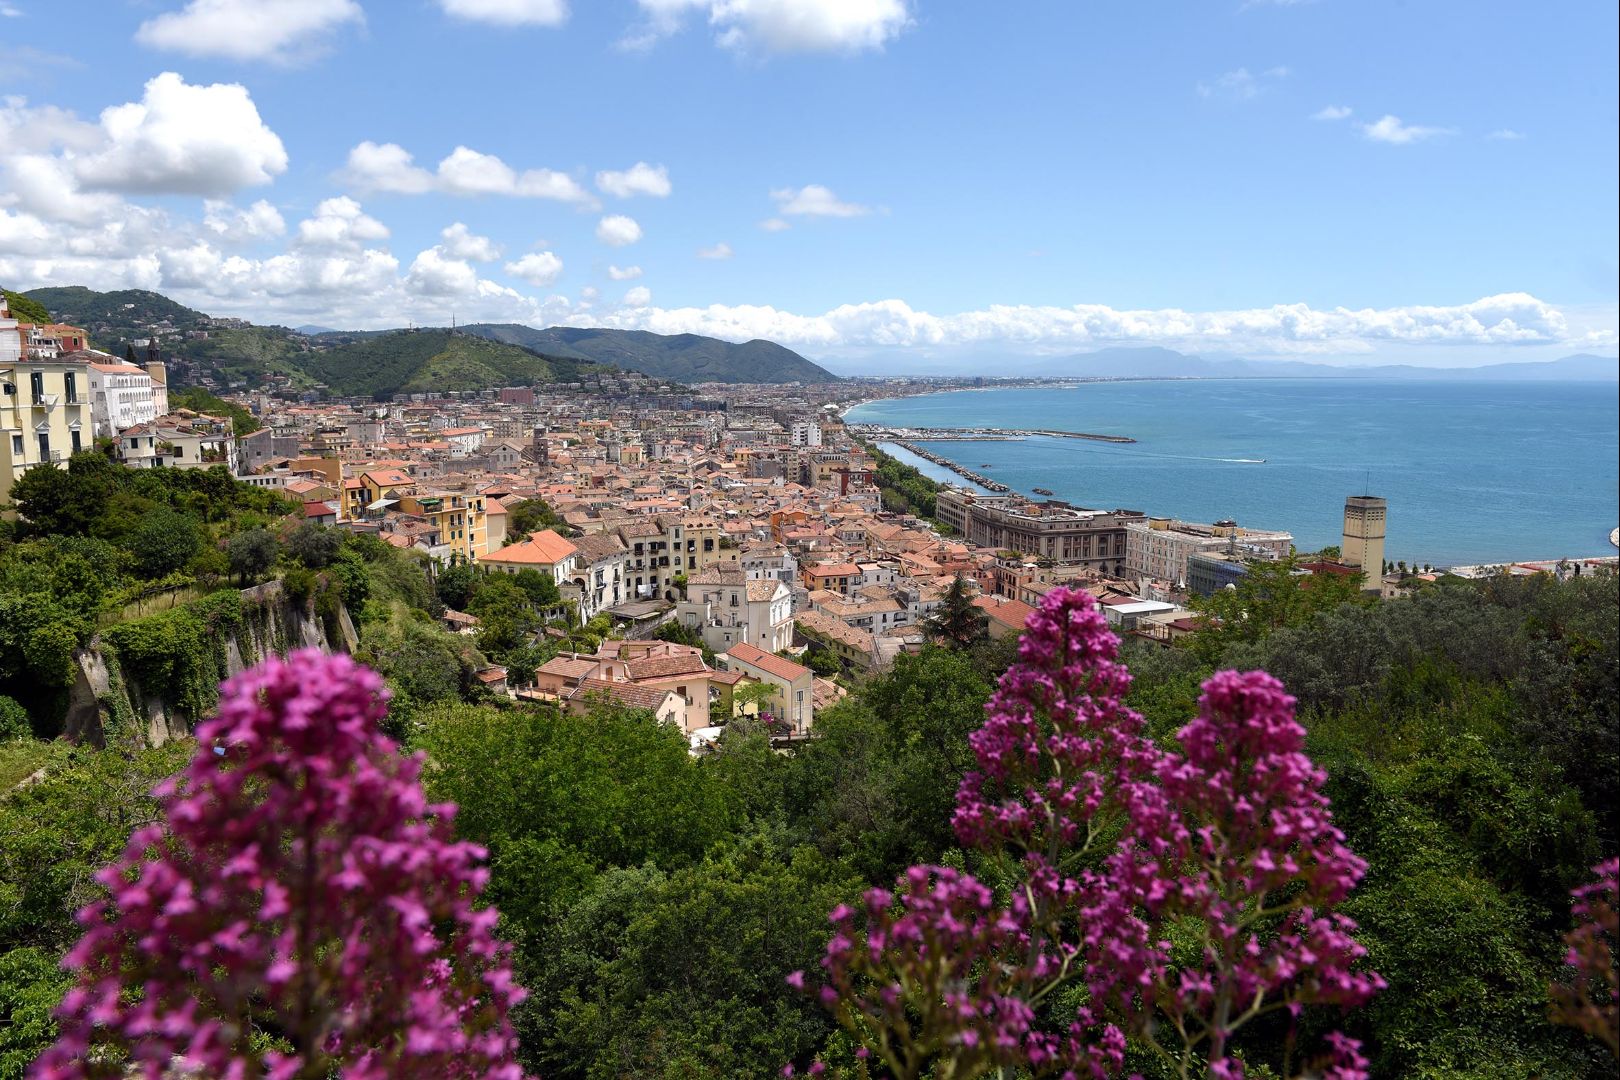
64 581 359 748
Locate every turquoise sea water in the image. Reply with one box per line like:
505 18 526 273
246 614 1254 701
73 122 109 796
846 379 1620 567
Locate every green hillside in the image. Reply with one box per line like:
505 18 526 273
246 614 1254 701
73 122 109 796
297 329 601 398
465 323 839 384
3 289 52 323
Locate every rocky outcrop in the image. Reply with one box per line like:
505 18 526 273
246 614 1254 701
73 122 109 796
64 581 358 748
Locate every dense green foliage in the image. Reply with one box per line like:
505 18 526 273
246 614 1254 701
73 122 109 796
465 323 840 384
867 443 941 518
0 739 192 1076
1 536 1613 1077
505 497 569 539
1 290 51 324
297 329 599 399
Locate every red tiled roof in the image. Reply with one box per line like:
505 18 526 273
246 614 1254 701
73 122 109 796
479 529 577 566
569 679 675 711
724 641 810 682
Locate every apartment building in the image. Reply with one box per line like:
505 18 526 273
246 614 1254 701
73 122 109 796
1124 517 1293 588
86 355 167 437
1 305 90 507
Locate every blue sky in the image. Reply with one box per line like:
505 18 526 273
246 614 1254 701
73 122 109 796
1 0 1615 372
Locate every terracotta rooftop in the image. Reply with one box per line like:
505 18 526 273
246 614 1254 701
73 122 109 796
723 641 811 682
479 529 577 566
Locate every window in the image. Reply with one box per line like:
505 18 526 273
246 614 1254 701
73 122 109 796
64 372 77 403
70 429 81 453
30 371 45 404
11 434 22 456
37 432 49 458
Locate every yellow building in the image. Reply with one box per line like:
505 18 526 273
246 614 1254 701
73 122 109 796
1 342 91 510
397 491 489 560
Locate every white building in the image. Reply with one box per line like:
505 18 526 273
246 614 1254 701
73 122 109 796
677 565 795 654
87 355 167 438
790 420 822 447
1125 518 1293 588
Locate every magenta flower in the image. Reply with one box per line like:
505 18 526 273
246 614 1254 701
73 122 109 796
801 587 1381 1080
34 650 528 1079
1550 858 1619 1057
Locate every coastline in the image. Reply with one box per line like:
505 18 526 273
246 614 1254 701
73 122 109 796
850 383 1617 570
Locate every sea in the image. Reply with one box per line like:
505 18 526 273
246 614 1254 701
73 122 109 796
845 379 1620 568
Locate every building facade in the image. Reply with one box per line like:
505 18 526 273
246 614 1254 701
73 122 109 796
1342 495 1387 591
2 307 91 507
1125 518 1293 587
936 487 1145 575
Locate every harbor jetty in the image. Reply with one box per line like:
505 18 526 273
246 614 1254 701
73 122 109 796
851 424 1135 444
892 440 1009 492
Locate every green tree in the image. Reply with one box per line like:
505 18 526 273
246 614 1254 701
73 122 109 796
435 562 478 611
284 521 342 569
506 498 567 538
1188 554 1369 662
922 575 988 650
0 697 30 741
226 528 279 583
523 830 858 1080
128 508 202 579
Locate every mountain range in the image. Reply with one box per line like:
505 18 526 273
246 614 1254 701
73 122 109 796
1039 346 1619 381
459 323 839 385
16 286 840 390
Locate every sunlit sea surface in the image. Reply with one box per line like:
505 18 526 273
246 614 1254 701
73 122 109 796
845 379 1620 567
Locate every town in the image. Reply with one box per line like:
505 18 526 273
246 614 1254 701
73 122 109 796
16 294 1610 756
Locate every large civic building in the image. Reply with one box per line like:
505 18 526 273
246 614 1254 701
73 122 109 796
935 487 1145 575
1125 517 1293 588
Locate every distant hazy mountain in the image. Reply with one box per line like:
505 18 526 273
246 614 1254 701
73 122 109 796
463 323 839 384
294 324 339 336
1049 347 1619 381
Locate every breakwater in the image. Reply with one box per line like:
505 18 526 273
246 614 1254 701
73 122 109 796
851 424 1135 444
892 441 1010 492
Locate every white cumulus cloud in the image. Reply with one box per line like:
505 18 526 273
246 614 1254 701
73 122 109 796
136 0 363 63
596 214 643 246
1312 104 1352 121
438 0 568 26
759 217 791 232
1488 128 1526 140
770 184 869 218
505 250 564 286
623 285 652 306
439 222 501 261
341 140 594 204
697 241 733 259
74 72 288 197
1361 114 1455 144
596 161 671 198
626 0 911 54
607 264 643 280
295 196 389 250
203 199 286 243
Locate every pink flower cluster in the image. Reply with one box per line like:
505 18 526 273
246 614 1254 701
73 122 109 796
35 650 527 1080
797 587 1383 1079
1550 858 1619 1057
